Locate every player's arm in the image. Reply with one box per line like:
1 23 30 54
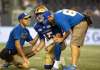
32 25 45 53
53 32 70 43
25 29 39 46
32 39 45 54
13 29 29 65
36 39 45 51
15 40 29 64
62 31 70 41
29 35 39 46
45 42 55 52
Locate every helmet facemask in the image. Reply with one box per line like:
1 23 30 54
36 13 44 23
34 5 48 23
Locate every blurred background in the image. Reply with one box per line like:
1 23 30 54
0 0 100 27
0 0 100 44
0 1 100 70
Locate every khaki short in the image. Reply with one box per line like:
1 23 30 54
71 20 88 47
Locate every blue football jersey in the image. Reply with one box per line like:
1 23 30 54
33 20 63 40
6 24 33 50
54 9 85 32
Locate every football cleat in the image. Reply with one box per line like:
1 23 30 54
52 64 63 70
66 64 77 70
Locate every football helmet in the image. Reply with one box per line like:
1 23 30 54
35 5 48 14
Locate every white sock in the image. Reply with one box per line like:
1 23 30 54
72 64 77 67
53 60 60 69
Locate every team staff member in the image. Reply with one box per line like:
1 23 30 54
0 13 39 68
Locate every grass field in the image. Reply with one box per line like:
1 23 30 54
0 43 100 70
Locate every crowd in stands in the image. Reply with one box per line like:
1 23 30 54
0 0 100 27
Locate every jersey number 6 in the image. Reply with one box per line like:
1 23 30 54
62 9 77 16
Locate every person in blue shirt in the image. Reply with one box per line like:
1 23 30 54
0 13 39 68
32 5 66 70
34 7 91 70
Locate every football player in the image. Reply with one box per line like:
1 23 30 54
32 5 66 70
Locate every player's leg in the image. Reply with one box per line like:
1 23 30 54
67 20 88 70
45 42 63 70
1 46 36 68
53 43 62 70
61 42 67 51
44 44 55 70
53 42 66 70
0 48 17 68
0 46 35 69
23 46 36 58
8 46 36 69
13 46 36 68
44 42 66 70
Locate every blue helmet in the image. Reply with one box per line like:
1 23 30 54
35 5 48 14
34 5 52 20
42 11 52 20
34 5 52 22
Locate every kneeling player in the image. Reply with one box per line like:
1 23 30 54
0 13 39 69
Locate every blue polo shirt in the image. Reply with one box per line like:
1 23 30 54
54 9 85 32
6 24 33 50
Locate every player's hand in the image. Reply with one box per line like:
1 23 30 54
53 37 64 43
45 46 54 53
22 62 29 68
32 47 38 54
45 47 48 52
23 57 29 65
21 57 29 68
32 47 36 52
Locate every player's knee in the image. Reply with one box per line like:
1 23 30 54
78 46 80 48
61 42 67 51
44 65 53 70
0 48 13 62
71 44 81 48
0 49 5 59
61 46 66 51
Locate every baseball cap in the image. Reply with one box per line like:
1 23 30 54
18 13 31 20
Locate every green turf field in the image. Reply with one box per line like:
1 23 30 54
0 43 100 70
